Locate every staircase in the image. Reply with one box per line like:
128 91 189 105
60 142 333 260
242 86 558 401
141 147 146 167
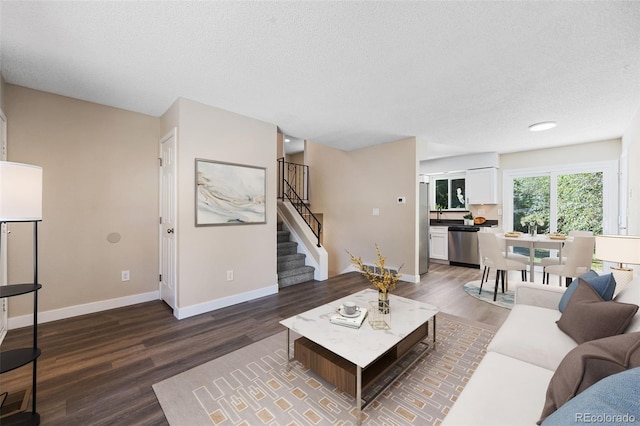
277 223 315 287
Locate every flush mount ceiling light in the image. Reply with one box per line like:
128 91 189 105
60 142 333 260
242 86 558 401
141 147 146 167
528 121 557 132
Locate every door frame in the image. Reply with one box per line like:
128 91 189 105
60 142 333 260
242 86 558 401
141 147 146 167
159 128 178 312
1 110 8 343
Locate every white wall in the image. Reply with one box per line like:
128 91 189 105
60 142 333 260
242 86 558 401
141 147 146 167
423 139 623 227
161 98 278 318
420 152 499 174
622 105 640 235
497 139 622 226
500 139 621 170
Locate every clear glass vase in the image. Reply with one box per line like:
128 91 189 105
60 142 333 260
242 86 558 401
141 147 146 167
378 290 390 314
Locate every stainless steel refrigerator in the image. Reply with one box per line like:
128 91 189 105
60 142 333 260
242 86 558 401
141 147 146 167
419 178 430 274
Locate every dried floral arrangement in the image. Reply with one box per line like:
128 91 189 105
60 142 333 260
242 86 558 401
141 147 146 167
521 213 545 227
346 244 403 293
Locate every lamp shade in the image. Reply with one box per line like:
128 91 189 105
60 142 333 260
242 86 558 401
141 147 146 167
595 235 640 265
0 161 43 221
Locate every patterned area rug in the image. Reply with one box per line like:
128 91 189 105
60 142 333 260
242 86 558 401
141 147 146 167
153 313 497 426
463 280 514 309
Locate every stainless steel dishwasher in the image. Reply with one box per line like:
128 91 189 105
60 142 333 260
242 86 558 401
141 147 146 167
448 226 480 268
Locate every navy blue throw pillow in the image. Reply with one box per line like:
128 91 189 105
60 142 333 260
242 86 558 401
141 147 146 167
558 270 616 313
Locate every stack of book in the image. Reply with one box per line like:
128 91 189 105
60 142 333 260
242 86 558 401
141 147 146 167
330 307 368 329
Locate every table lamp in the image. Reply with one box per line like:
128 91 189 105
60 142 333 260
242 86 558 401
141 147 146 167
595 235 640 288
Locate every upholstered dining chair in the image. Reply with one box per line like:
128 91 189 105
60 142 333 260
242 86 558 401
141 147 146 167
478 232 528 301
544 235 595 286
541 230 594 284
479 228 529 286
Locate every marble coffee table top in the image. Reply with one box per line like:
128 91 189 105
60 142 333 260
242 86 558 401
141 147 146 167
280 288 439 368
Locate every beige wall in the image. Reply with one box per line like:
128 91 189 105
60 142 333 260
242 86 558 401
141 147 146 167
5 85 161 317
623 106 640 235
306 137 418 279
161 98 278 312
287 151 304 165
161 98 180 136
277 132 284 159
0 74 5 111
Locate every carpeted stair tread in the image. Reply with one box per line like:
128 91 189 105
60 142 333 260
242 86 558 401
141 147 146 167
279 270 315 287
277 252 306 263
277 230 290 243
275 220 314 287
277 241 298 256
278 265 315 279
277 253 306 271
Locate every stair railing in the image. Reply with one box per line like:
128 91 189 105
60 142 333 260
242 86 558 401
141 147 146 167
281 180 322 247
278 158 309 202
278 158 321 247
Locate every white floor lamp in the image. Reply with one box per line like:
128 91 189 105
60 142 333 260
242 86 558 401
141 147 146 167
595 234 640 290
0 160 43 425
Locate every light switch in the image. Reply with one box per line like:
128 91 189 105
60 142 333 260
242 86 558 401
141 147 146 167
373 208 380 216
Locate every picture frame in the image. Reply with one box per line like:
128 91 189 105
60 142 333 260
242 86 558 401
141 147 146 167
195 158 266 226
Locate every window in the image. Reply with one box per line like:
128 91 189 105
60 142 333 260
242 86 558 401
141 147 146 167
433 174 466 210
504 161 618 269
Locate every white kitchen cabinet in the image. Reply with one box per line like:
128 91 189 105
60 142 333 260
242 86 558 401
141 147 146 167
466 167 498 204
430 226 448 260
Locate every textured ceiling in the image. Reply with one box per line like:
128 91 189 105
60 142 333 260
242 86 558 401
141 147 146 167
1 1 639 159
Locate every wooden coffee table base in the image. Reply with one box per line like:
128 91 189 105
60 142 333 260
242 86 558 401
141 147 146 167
292 317 435 413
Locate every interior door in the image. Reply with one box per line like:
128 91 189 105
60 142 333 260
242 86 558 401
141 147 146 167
1 110 7 343
159 128 177 311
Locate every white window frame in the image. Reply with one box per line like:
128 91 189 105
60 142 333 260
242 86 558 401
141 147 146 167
431 172 467 211
502 160 619 235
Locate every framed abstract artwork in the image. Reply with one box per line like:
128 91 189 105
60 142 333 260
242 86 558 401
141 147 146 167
195 159 266 226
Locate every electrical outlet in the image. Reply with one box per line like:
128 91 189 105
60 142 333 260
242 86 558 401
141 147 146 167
477 209 484 215
121 270 130 281
227 270 234 281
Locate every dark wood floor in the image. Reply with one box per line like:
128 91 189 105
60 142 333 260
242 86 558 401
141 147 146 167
1 263 508 425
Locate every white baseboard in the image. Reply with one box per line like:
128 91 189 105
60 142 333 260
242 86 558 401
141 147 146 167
174 283 279 320
402 274 420 283
8 290 160 330
341 265 420 284
8 284 281 328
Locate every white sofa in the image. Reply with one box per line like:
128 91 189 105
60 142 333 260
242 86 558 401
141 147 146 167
442 275 640 426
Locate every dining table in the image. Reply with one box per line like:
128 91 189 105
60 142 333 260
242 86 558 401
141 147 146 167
497 232 573 283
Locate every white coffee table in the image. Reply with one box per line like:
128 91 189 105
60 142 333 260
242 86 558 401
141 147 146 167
279 288 439 422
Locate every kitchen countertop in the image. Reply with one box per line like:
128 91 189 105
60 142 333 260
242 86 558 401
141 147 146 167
430 219 499 227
